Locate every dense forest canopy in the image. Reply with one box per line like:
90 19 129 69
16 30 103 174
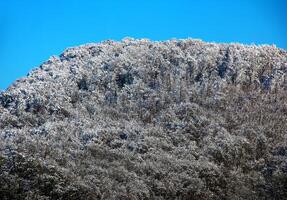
0 38 287 199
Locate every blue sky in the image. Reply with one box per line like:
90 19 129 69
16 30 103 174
0 0 286 90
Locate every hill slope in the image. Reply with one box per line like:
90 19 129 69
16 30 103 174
1 38 287 199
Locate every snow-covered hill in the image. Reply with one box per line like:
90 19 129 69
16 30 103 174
1 38 287 199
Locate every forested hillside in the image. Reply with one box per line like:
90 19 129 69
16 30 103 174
1 38 287 199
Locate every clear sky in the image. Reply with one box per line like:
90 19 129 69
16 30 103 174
0 0 286 90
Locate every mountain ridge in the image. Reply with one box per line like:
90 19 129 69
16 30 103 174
1 38 287 199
